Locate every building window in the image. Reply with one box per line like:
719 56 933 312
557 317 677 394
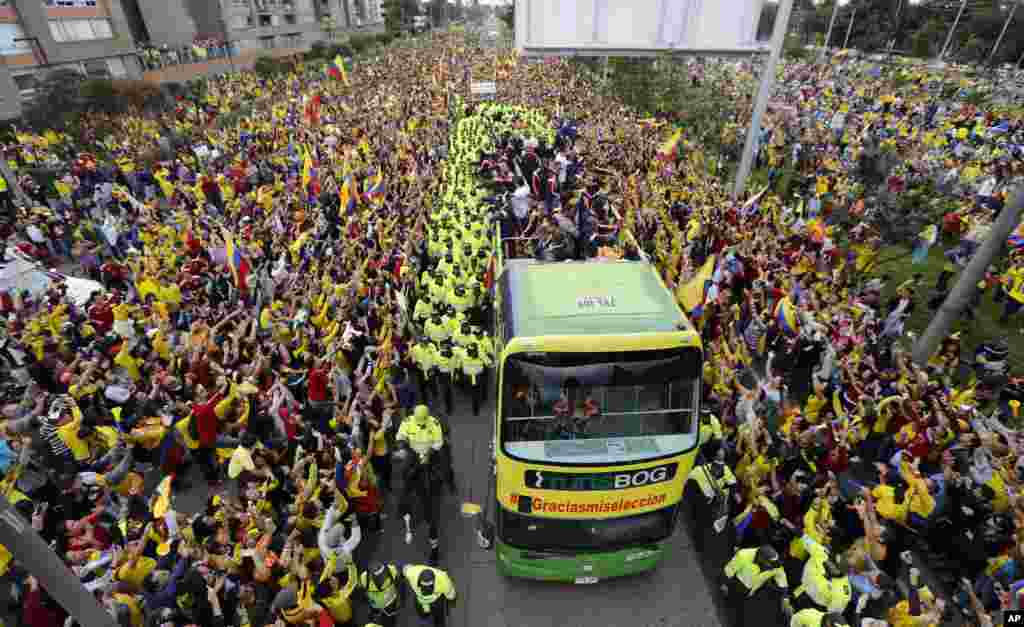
45 0 98 6
83 58 109 78
49 18 113 42
107 57 126 77
284 13 295 25
0 23 30 55
258 14 271 27
231 15 250 29
260 36 274 49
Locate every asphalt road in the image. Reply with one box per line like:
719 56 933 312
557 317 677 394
353 389 720 627
157 385 721 627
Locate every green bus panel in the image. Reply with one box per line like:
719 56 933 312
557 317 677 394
496 540 665 582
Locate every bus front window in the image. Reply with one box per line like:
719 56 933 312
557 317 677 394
501 349 701 464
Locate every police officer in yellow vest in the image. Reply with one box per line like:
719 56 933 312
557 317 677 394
411 337 438 403
451 321 475 348
454 342 490 416
434 341 456 415
414 293 435 324
396 405 446 564
788 536 852 615
403 564 456 627
425 313 451 344
448 284 474 314
690 443 736 504
359 562 402 627
786 608 849 627
721 545 789 626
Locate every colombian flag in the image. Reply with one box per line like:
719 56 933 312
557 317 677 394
775 297 799 335
342 175 359 212
302 146 315 192
1009 221 1024 250
657 128 683 161
366 171 384 204
334 54 349 86
676 255 716 317
223 227 250 291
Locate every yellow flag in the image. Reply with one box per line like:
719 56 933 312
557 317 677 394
676 255 716 312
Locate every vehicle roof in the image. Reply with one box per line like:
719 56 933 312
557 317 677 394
500 259 689 340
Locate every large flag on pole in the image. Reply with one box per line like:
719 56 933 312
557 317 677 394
334 54 349 86
676 255 716 317
302 146 315 191
222 227 250 291
366 170 384 204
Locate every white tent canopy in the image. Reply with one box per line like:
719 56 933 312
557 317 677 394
0 249 102 307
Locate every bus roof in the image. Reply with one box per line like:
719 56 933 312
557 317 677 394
500 259 690 340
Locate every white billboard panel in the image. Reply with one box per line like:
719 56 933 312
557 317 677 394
516 0 766 56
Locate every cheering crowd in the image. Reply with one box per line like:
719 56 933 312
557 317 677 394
2 26 1024 627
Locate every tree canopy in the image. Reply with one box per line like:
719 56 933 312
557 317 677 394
776 0 1024 64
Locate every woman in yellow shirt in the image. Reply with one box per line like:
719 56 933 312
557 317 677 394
315 562 359 624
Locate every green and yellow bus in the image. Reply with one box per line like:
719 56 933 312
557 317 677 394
491 256 703 583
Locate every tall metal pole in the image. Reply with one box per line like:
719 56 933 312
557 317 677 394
888 0 904 57
0 498 117 627
913 186 1024 365
988 1 1019 66
822 0 841 53
940 0 968 59
843 6 857 50
733 0 794 200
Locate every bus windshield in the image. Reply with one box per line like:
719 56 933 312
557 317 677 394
501 348 701 464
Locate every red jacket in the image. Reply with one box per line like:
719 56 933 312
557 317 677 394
23 587 67 627
191 391 224 448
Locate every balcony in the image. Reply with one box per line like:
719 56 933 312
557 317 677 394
45 0 107 20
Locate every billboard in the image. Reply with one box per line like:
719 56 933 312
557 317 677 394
515 0 767 57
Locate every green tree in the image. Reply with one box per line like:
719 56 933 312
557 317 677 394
320 15 337 41
21 68 86 132
383 0 403 33
498 1 514 33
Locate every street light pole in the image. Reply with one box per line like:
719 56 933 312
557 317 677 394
913 186 1024 365
988 1 1019 66
940 0 968 59
0 498 117 627
843 6 857 49
734 0 794 200
822 0 840 53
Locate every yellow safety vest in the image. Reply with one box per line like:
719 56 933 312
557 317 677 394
690 463 736 500
403 565 456 613
397 417 443 461
360 565 399 608
723 548 788 595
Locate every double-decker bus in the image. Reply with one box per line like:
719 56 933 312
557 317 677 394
490 255 703 583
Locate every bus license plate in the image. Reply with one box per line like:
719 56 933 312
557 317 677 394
574 576 599 585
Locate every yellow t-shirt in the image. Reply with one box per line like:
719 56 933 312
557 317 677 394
116 556 157 590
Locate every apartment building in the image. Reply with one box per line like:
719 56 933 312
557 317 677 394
0 0 143 118
202 0 382 53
